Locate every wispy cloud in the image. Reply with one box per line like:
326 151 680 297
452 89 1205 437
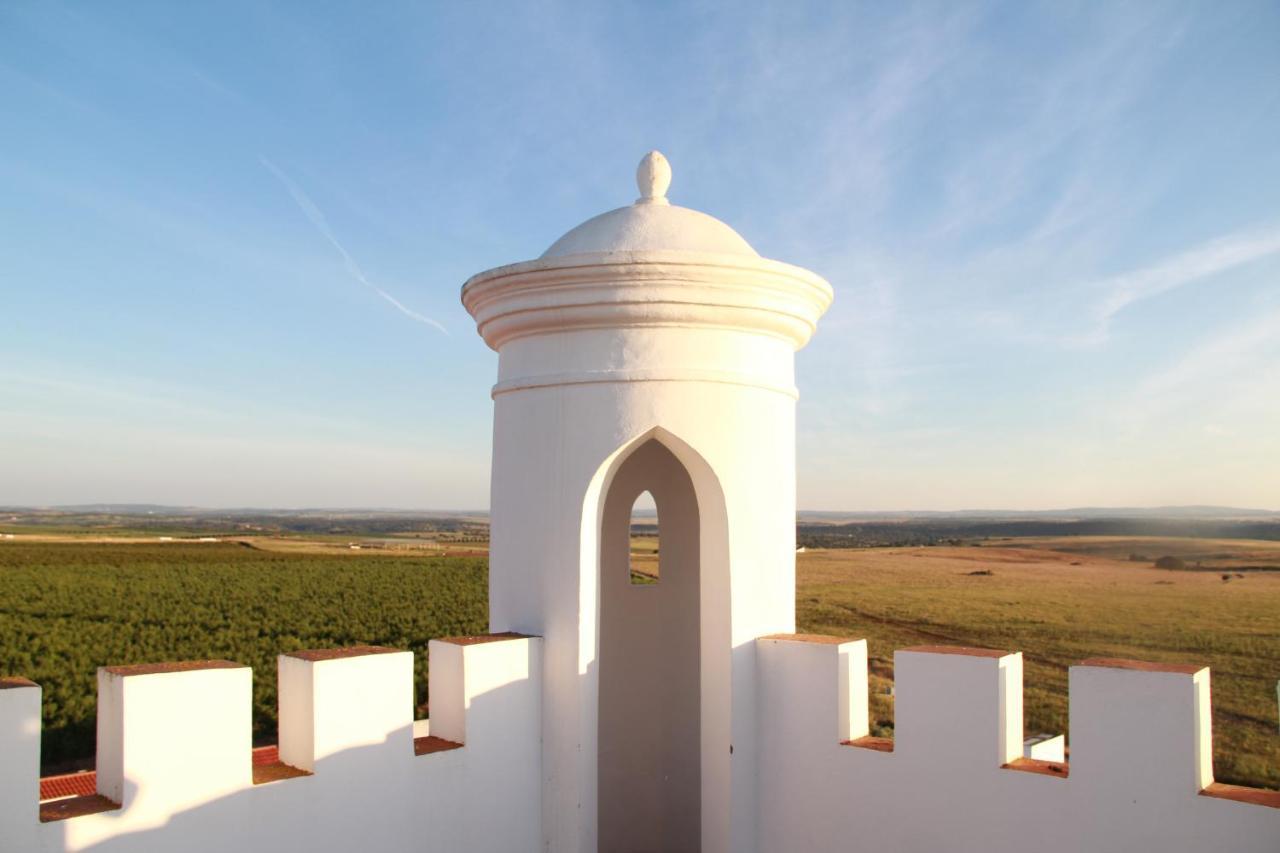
1073 225 1280 346
1138 307 1280 400
259 156 447 334
1103 306 1280 442
936 7 1188 245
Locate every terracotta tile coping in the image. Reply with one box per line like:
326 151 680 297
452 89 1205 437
103 660 243 677
900 645 1010 658
438 632 533 646
252 762 312 785
842 736 894 753
40 794 119 823
40 771 96 801
252 745 282 766
41 746 306 801
1078 658 1204 675
1200 782 1280 810
1004 758 1069 778
761 633 861 645
0 676 37 689
285 645 403 662
414 735 463 756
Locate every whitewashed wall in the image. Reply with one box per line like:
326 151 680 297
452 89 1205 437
0 636 542 853
5 637 1277 852
756 636 1280 853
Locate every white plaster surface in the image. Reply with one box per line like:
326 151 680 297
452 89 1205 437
540 149 756 258
0 682 40 838
2 637 542 852
1025 733 1067 761
541 203 759 258
757 640 1280 853
278 649 413 773
95 665 252 822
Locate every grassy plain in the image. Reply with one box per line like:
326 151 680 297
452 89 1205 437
796 542 1280 789
1001 535 1280 570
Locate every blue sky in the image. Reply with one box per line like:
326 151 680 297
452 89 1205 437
1 2 1277 510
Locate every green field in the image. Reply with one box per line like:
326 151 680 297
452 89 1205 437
1 536 1277 791
0 541 486 771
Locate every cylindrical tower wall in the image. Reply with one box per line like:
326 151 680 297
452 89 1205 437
487 374 797 853
462 152 832 853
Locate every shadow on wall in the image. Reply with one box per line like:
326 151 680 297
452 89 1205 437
56 730 421 853
576 425 735 853
599 439 701 852
34 645 541 853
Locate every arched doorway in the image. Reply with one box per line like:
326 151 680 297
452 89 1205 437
598 438 701 852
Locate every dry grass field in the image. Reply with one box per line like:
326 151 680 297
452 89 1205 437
795 541 1280 790
1003 535 1280 570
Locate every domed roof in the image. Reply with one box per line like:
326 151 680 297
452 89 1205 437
540 151 758 259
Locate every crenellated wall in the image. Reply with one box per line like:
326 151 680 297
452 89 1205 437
0 635 542 853
756 635 1280 853
2 633 1278 852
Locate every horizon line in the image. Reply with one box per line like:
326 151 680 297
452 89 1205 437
3 503 1277 517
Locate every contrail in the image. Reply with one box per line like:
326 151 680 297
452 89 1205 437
259 156 448 335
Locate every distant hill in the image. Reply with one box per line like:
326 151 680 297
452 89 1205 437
0 504 488 518
3 503 1274 520
2 504 1276 544
795 506 1278 523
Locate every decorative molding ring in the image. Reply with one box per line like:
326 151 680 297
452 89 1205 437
462 250 833 351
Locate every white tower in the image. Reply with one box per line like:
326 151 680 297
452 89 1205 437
462 152 832 853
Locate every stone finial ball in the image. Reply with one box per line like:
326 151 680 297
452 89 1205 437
636 150 672 203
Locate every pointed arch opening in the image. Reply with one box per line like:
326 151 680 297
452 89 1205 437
580 426 731 853
597 438 702 852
